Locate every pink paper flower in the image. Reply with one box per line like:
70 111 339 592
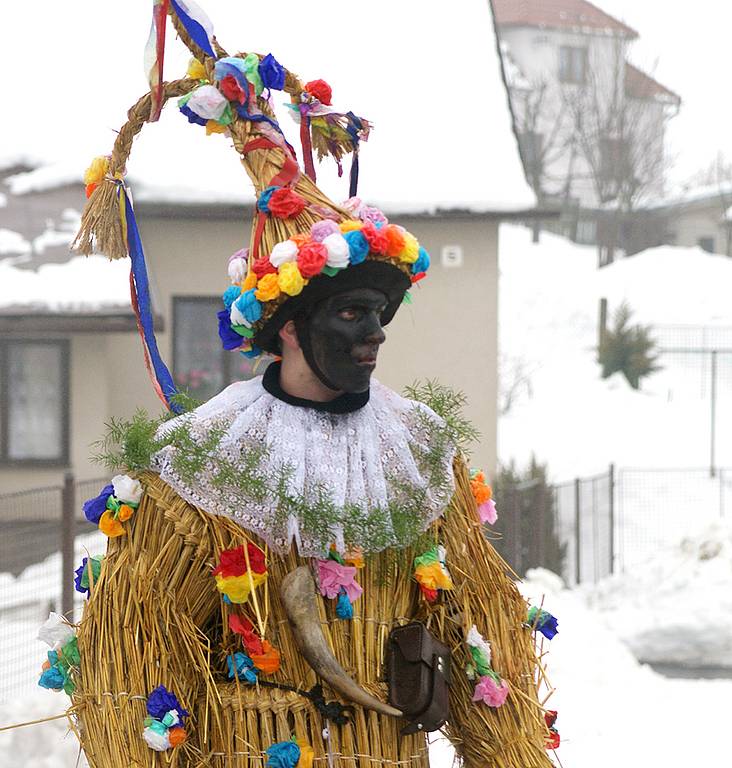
478 499 498 525
316 559 362 602
472 675 509 707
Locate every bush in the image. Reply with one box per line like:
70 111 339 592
598 301 661 389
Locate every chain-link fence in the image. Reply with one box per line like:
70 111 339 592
0 476 106 703
492 466 615 587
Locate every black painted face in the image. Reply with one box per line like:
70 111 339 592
302 287 388 393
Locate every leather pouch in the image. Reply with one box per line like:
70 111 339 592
386 622 451 735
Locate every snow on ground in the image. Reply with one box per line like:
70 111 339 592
1 566 728 767
583 520 732 669
0 255 131 313
499 223 732 480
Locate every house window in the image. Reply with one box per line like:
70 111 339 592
1 340 69 464
559 46 588 85
698 237 715 253
173 297 265 402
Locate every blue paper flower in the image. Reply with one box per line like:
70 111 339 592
146 685 188 722
259 53 286 91
336 588 353 620
39 664 65 690
265 740 301 768
83 484 114 524
257 185 280 214
412 246 430 275
343 230 369 264
235 289 263 324
74 556 103 596
227 652 258 683
222 285 242 309
527 606 559 640
241 344 262 359
179 104 208 126
217 309 244 351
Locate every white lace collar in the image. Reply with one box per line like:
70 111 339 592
152 376 455 557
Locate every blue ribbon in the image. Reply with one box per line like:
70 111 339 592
169 0 216 59
122 188 182 414
345 112 363 198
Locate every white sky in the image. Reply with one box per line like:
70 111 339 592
0 0 533 213
599 0 732 185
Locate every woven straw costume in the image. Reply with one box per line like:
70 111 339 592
65 3 556 767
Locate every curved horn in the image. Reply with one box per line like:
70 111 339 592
281 566 402 718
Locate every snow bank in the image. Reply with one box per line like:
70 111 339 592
0 256 131 313
499 224 732 479
583 520 732 668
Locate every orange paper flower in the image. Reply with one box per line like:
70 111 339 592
250 640 281 674
168 726 187 747
118 504 134 522
99 510 126 537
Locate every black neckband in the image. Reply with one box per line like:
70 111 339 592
262 361 370 414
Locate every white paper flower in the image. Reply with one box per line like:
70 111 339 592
466 625 491 663
186 84 228 120
269 240 298 268
228 257 247 284
162 709 180 727
322 233 350 269
230 302 250 327
111 474 143 505
38 612 75 649
142 727 171 751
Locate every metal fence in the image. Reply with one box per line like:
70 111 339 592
492 466 615 588
0 475 106 703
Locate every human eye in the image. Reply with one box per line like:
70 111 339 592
337 307 360 321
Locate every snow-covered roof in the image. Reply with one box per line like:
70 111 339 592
0 256 131 314
3 0 534 215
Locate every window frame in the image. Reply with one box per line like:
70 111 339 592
0 338 71 467
559 45 588 85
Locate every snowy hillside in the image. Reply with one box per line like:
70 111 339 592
499 224 732 478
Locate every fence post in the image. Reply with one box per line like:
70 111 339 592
574 477 581 585
61 472 75 619
609 463 615 574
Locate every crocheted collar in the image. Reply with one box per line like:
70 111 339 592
262 361 369 414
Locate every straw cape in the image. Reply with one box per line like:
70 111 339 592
39 2 560 766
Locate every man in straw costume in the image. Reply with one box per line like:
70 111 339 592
62 1 558 766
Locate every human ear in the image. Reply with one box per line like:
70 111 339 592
278 319 301 351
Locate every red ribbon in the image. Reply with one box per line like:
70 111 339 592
299 106 317 182
148 0 170 122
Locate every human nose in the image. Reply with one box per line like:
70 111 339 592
363 312 386 345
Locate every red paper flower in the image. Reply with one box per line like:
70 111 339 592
544 710 558 728
297 242 328 278
419 583 439 603
545 729 560 750
220 74 246 104
252 254 277 278
361 223 388 255
304 79 332 106
229 614 264 655
213 543 266 578
268 188 307 219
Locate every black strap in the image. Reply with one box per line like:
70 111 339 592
255 680 353 725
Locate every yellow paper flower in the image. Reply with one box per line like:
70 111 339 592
255 272 281 302
242 271 258 291
99 510 126 538
414 562 453 591
399 233 420 264
187 58 207 80
206 120 228 135
296 740 315 768
339 220 364 233
83 156 109 186
278 262 305 296
214 571 267 604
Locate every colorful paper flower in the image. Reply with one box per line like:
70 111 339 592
83 484 114 524
143 725 171 751
186 84 228 120
413 545 453 602
335 588 353 619
255 273 281 301
227 651 258 683
472 675 509 707
111 474 143 505
142 687 188 751
278 262 305 296
169 726 187 747
242 53 265 96
384 225 406 258
74 555 103 596
339 219 364 234
297 242 329 278
259 53 286 91
83 156 109 186
304 79 332 105
252 254 278 278
257 185 279 214
243 271 258 291
250 641 281 674
322 233 350 269
147 686 188 722
527 606 559 640
235 289 263 324
270 240 299 268
470 470 492 506
412 247 430 275
187 57 207 80
316 558 362 602
478 499 498 525
213 544 268 604
218 309 245 350
266 739 301 768
545 711 560 749
99 509 125 537
361 222 388 255
220 73 247 103
268 188 307 219
343 230 369 264
223 285 242 309
38 612 75 649
228 255 248 283
466 625 492 675
310 219 340 242
399 232 420 264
